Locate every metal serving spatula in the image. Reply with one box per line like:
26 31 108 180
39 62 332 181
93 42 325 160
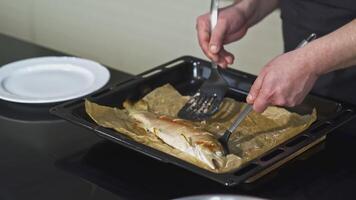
178 0 228 121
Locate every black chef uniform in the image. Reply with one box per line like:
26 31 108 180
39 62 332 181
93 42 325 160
280 0 356 104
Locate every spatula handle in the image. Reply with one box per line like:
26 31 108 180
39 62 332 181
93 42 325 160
210 0 219 30
210 0 220 70
228 104 253 133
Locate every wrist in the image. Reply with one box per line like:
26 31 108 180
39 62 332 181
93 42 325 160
234 0 280 27
299 38 339 76
297 21 356 76
233 0 259 28
294 44 325 77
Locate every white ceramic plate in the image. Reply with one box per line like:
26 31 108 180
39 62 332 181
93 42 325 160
0 57 110 103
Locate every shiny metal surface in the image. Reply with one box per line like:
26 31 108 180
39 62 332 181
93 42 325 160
174 194 265 200
210 0 219 31
227 104 253 134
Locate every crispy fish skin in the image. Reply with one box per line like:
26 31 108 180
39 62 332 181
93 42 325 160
128 110 225 169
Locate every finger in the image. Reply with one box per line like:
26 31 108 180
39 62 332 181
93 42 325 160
296 98 304 106
286 98 297 107
253 89 270 113
196 15 221 62
271 96 287 107
209 20 227 54
220 48 234 65
196 17 212 57
217 60 228 68
217 49 234 68
196 27 221 62
223 28 247 44
247 72 265 104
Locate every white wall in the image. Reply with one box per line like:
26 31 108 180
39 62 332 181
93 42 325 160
0 0 283 75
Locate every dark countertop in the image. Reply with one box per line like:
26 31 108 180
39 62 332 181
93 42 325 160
1 34 356 200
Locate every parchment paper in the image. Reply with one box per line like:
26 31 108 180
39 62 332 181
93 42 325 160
85 84 316 173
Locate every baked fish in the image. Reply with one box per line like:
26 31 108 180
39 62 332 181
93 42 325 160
128 109 225 169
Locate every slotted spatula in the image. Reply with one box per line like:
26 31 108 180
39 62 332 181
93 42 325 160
178 0 228 121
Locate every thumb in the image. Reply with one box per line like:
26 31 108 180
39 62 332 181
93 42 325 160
247 72 265 104
209 21 227 54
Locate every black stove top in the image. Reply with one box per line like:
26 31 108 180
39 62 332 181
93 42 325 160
1 34 356 200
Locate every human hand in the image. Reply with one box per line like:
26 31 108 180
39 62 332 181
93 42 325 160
196 4 249 68
246 49 320 113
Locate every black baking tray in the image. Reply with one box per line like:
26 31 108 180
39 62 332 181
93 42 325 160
50 56 356 186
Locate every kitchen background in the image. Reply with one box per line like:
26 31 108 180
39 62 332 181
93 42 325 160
0 0 282 75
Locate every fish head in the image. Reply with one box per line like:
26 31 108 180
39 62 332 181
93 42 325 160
192 136 225 169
